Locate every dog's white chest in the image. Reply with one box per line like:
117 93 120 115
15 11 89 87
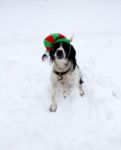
52 67 80 89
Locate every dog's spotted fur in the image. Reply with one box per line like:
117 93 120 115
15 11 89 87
49 42 84 112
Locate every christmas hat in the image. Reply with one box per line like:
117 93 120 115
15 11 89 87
43 33 71 52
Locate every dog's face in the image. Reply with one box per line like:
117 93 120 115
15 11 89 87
49 42 76 67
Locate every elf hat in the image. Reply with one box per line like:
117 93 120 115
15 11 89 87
43 33 71 52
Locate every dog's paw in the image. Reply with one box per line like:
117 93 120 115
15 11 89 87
80 90 84 97
50 104 57 112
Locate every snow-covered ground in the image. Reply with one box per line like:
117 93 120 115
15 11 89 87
0 0 121 149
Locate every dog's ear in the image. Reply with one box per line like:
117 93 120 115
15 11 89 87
68 45 76 60
49 43 60 61
49 49 55 61
68 45 77 69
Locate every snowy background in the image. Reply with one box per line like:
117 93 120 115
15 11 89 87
0 0 121 149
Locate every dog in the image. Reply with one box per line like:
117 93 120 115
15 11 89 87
49 42 84 112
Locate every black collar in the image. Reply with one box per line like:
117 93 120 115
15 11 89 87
54 68 70 80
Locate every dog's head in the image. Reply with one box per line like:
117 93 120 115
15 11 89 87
49 42 76 69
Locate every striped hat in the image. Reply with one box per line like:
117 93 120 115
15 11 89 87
44 33 71 52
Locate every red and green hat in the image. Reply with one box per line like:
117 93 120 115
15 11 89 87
44 33 71 52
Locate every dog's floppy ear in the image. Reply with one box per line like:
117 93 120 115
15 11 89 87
49 49 55 61
69 45 76 59
68 45 77 69
49 42 60 61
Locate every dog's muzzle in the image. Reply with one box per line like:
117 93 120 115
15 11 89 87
56 50 65 59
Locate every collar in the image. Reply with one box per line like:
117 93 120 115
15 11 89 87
54 68 71 80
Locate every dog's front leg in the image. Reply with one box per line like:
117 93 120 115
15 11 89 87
50 88 57 112
63 85 72 98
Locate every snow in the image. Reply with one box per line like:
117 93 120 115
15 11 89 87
0 0 121 149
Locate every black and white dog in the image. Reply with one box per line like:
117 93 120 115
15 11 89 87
49 42 84 112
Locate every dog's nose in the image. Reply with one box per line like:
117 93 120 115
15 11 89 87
56 50 63 58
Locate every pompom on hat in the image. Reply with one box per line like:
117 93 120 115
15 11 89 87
42 33 72 61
